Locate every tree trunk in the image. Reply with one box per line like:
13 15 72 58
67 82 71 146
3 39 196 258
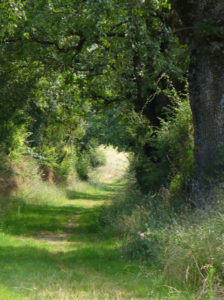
190 46 224 181
171 0 224 184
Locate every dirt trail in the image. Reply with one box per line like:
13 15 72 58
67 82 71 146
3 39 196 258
34 147 129 247
0 148 171 300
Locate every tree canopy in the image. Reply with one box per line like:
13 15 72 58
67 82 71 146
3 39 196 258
1 0 223 197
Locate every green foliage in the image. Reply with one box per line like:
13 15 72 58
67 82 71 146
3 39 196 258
100 178 173 262
132 95 194 196
54 149 77 184
165 210 224 291
0 175 189 300
200 22 224 39
74 146 106 181
123 232 157 260
1 3 223 296
0 0 191 193
157 97 194 193
0 154 13 179
75 151 90 181
100 177 224 299
89 146 106 168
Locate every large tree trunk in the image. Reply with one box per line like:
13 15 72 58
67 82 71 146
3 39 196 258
191 45 224 181
171 0 224 184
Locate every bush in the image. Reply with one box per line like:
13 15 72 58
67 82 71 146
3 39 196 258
0 154 18 206
54 153 77 185
130 98 194 203
75 151 90 180
131 155 169 193
89 146 106 168
156 99 194 195
75 146 106 181
122 229 165 262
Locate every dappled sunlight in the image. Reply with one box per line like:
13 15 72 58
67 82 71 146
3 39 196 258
66 190 110 201
0 229 166 300
0 148 194 299
89 146 129 184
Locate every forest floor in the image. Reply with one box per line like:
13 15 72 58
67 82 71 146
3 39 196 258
0 148 193 299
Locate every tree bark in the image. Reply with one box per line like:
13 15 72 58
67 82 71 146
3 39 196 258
171 0 224 183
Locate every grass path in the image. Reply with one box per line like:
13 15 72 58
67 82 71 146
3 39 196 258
0 149 192 299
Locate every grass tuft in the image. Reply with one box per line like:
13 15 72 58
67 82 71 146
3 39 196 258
0 147 207 299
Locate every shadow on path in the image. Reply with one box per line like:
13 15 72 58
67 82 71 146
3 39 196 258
66 190 109 201
2 204 88 236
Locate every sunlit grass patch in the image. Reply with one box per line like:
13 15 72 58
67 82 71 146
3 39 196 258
15 180 67 206
0 231 171 300
89 146 129 184
2 204 83 236
0 147 199 299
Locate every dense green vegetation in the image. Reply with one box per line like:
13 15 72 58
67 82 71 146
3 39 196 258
0 149 190 299
0 0 189 187
1 0 224 299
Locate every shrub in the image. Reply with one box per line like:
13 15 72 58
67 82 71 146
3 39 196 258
130 155 169 193
75 151 90 180
54 153 77 185
89 146 106 168
122 228 165 262
156 99 194 195
130 98 194 203
0 154 18 209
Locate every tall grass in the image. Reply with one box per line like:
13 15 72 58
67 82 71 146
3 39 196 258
164 208 224 298
0 147 196 300
100 179 224 298
2 146 223 299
